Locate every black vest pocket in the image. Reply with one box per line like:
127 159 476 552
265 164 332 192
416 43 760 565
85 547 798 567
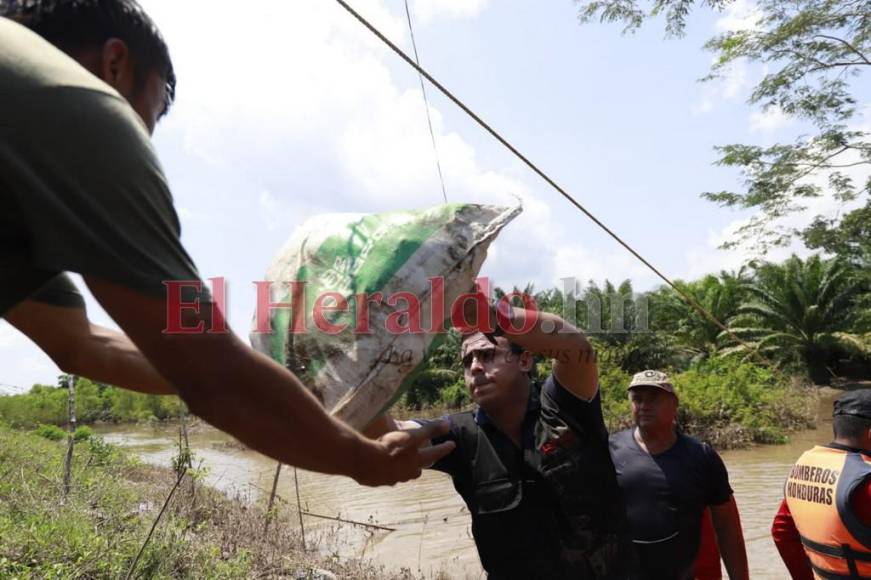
474 477 523 514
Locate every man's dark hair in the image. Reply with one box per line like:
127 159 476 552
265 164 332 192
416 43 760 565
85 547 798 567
833 414 871 442
507 341 538 379
2 0 176 112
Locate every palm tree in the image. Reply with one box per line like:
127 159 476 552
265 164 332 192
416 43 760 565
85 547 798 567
651 269 750 363
725 255 866 384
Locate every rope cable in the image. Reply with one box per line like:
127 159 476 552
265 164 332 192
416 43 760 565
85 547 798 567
402 0 448 203
332 0 764 358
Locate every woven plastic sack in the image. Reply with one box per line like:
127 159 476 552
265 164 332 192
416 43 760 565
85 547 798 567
250 203 520 430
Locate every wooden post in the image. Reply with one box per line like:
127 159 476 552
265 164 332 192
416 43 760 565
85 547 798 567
263 462 282 535
179 405 194 499
180 406 190 451
294 467 306 550
62 374 77 501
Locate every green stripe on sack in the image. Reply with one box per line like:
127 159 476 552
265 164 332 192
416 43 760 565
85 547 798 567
266 204 462 386
301 205 459 329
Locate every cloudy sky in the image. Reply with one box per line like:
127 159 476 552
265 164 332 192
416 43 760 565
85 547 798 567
1 0 867 392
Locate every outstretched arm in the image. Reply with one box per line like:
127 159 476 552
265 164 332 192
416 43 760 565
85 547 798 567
503 307 598 400
5 299 175 394
83 275 454 486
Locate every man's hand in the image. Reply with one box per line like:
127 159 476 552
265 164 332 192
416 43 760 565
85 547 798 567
452 290 499 337
353 420 455 486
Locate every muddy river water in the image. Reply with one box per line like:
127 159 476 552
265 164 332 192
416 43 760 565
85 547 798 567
96 390 838 579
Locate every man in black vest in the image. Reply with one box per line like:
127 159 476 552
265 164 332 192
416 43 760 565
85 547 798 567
388 298 632 578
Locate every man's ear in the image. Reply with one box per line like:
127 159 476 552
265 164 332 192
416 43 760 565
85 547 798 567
99 38 134 95
518 350 533 373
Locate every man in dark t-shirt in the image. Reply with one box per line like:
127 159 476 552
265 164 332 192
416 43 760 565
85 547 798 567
609 370 749 580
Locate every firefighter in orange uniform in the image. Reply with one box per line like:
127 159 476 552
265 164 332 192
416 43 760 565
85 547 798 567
773 389 871 579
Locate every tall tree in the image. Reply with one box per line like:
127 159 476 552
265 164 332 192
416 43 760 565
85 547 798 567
576 0 870 254
577 280 683 371
725 255 867 383
650 269 750 361
803 198 871 267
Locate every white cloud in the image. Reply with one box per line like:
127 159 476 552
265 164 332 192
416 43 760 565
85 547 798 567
749 106 791 133
691 59 750 115
721 60 749 100
258 190 281 230
0 320 20 348
684 194 855 280
691 0 762 115
144 0 407 170
142 0 569 294
413 0 490 23
552 243 655 289
691 98 714 116
716 0 764 33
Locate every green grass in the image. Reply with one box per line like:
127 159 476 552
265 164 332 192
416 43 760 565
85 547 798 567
0 424 418 579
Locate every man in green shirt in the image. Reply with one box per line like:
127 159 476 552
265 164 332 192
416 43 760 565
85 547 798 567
0 0 453 486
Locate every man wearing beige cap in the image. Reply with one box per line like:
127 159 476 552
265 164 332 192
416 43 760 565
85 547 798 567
609 370 749 580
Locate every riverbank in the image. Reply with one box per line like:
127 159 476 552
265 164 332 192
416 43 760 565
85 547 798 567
73 389 846 579
0 384 848 579
0 424 425 579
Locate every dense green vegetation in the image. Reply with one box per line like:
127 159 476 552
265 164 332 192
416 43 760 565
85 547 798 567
403 253 868 388
401 351 816 449
726 256 870 383
397 253 866 446
597 359 816 448
0 423 418 579
0 376 183 429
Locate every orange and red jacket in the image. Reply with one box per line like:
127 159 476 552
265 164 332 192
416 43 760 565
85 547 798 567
785 444 871 579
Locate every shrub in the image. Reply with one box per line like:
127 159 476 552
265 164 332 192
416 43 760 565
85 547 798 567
673 358 815 448
33 424 66 441
0 379 184 427
73 425 93 441
438 380 470 409
403 369 461 409
85 435 117 466
597 367 633 432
